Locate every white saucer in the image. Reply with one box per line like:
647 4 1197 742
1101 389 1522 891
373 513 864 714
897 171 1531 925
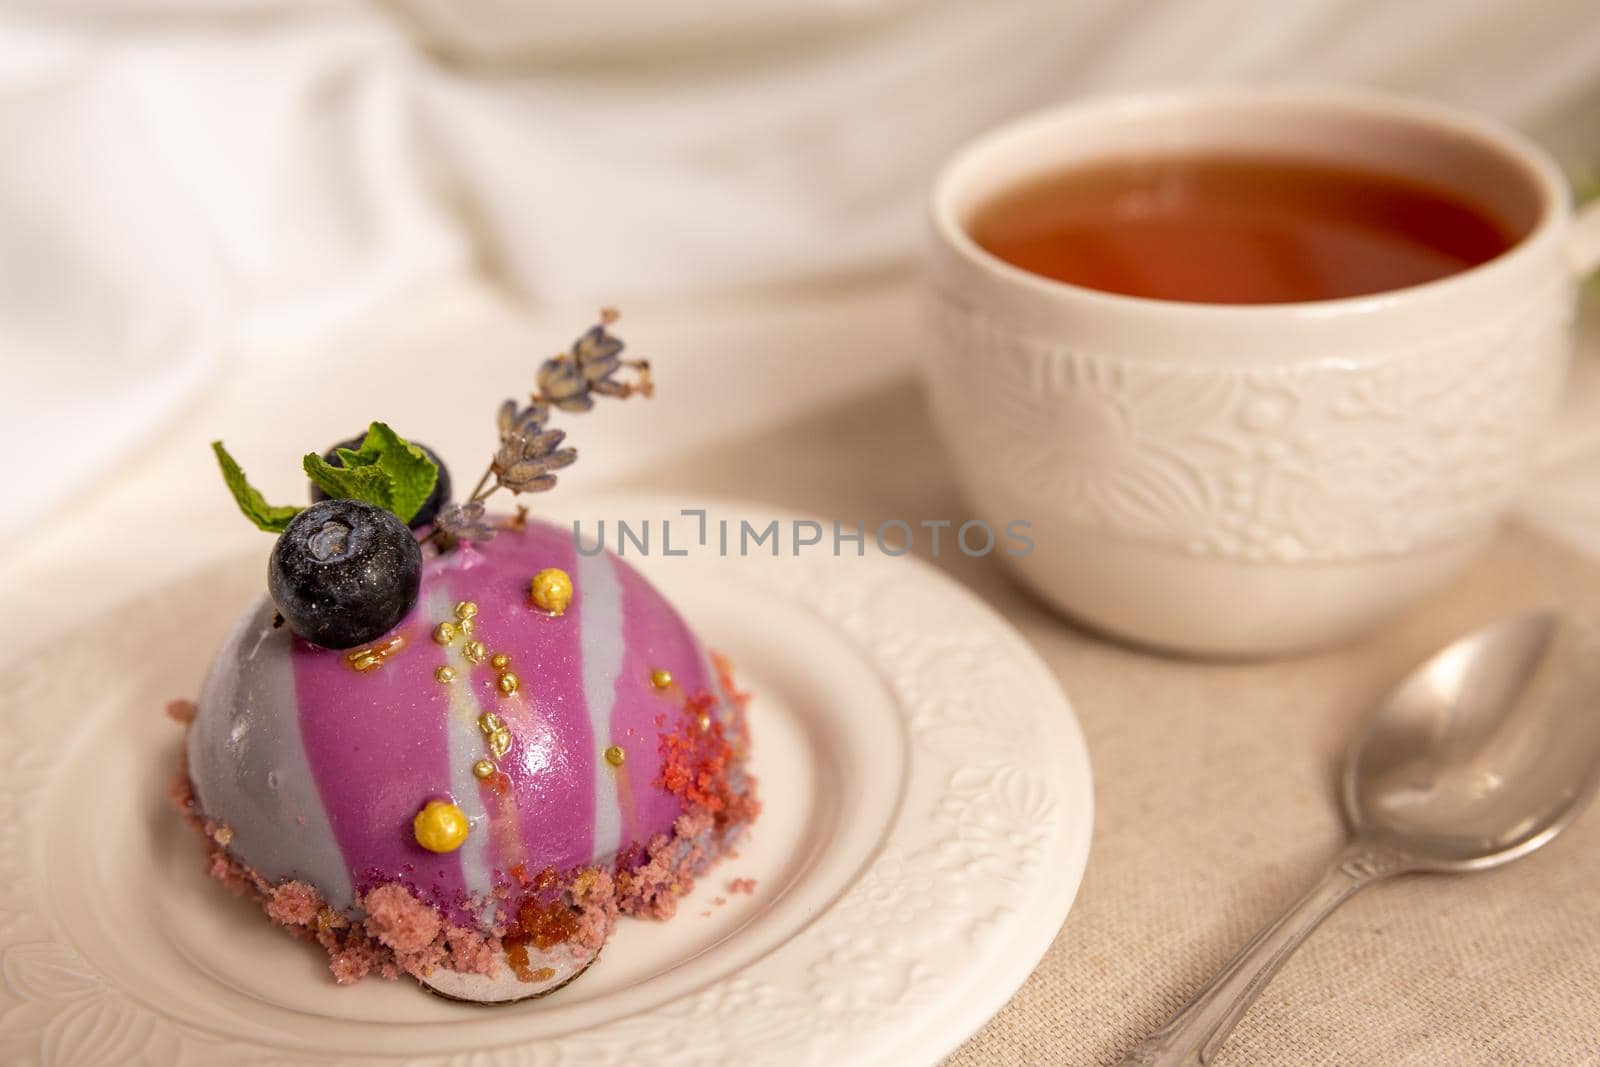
0 495 1093 1066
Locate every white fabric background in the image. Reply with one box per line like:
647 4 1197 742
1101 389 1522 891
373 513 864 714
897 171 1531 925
1 0 1598 533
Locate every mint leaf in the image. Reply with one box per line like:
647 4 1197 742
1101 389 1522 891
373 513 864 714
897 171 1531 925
334 446 375 469
301 422 438 523
213 441 302 533
360 422 438 523
303 451 395 511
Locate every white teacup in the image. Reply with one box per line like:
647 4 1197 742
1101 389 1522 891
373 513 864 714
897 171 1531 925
923 87 1600 657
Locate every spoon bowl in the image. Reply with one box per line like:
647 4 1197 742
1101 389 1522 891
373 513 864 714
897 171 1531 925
1345 611 1600 871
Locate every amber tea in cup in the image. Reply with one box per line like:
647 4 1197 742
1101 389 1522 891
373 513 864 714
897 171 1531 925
970 154 1519 304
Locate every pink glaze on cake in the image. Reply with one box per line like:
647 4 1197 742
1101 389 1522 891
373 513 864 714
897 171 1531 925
176 517 758 987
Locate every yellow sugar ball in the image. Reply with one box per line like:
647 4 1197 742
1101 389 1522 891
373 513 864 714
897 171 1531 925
529 568 574 615
412 800 469 853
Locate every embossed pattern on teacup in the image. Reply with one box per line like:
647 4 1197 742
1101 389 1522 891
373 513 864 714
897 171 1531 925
927 290 1571 563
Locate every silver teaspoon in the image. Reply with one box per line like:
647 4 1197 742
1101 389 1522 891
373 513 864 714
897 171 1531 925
1118 611 1600 1066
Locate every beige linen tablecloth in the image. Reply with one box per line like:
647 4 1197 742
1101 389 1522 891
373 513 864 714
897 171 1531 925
637 382 1600 1067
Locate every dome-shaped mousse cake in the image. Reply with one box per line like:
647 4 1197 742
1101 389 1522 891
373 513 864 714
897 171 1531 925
169 517 758 1000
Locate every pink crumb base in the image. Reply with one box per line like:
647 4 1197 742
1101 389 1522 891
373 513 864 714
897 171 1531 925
164 662 761 988
167 764 508 984
168 766 752 985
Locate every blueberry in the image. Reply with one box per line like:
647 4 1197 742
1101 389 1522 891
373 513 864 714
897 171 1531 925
269 500 422 649
310 435 452 528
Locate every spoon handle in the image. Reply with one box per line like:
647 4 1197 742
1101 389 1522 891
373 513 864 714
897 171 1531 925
1115 842 1410 1066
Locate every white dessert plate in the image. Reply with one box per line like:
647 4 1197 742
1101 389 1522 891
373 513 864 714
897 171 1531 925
0 494 1093 1066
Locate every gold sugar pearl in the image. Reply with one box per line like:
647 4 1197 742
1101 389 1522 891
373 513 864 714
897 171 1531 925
413 800 469 853
472 759 496 780
433 621 457 645
490 653 511 670
435 666 456 684
529 568 574 615
477 712 504 737
603 745 626 767
462 640 488 663
454 600 479 621
497 672 520 696
650 668 673 690
488 729 512 759
458 617 475 636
